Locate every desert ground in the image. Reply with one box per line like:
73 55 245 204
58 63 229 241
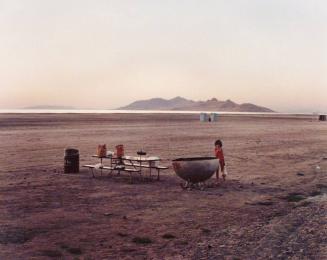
0 113 326 259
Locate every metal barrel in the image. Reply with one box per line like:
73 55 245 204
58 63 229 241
64 148 79 173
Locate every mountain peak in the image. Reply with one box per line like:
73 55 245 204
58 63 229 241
171 96 188 101
118 97 274 112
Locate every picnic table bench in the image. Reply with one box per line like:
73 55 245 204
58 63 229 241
83 164 141 178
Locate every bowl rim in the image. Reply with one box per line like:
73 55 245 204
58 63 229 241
172 157 217 162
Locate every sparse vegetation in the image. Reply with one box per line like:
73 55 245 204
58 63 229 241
40 250 63 258
162 233 176 239
297 201 312 207
309 190 322 197
132 236 153 244
60 244 69 250
201 228 211 235
67 247 82 255
285 193 307 202
117 232 129 237
0 228 45 245
256 201 274 206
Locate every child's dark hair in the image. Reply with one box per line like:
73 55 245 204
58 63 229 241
214 139 223 147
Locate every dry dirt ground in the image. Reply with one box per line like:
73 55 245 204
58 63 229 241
0 113 326 259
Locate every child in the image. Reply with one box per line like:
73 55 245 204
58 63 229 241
214 139 226 182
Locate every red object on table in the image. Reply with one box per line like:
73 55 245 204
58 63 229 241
115 144 124 157
97 144 107 157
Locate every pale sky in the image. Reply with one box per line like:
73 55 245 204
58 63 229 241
0 0 326 112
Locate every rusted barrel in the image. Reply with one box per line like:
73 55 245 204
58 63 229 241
64 148 79 173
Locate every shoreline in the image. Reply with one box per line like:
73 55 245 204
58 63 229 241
0 109 323 117
0 111 320 121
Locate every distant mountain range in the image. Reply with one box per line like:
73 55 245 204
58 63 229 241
24 105 75 110
118 97 274 112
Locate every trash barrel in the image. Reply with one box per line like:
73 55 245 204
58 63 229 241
64 148 79 173
319 115 326 121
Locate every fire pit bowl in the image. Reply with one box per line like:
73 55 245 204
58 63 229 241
172 157 219 183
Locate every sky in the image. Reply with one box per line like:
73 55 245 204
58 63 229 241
0 0 326 112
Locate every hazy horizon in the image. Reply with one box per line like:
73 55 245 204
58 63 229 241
1 1 326 113
5 96 314 113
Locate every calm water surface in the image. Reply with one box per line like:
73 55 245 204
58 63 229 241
0 109 314 116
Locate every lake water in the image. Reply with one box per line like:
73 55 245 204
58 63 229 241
0 109 315 117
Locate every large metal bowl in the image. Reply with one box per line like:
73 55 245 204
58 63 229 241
172 157 219 183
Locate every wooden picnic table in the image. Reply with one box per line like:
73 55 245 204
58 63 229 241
83 154 168 181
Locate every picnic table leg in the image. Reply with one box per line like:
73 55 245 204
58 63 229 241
139 160 143 181
107 168 113 178
108 158 113 177
100 158 103 176
91 168 95 178
157 169 160 181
